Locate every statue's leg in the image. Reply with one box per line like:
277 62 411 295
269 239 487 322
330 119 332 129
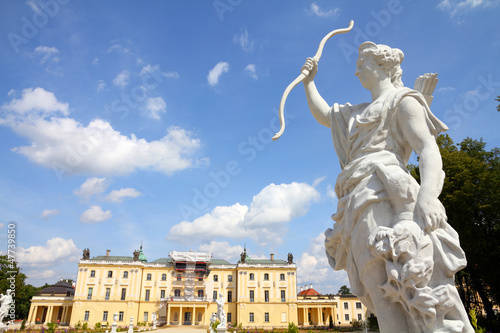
350 201 412 333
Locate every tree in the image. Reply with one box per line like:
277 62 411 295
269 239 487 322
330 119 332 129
409 134 500 327
496 96 500 112
0 255 46 320
338 285 351 295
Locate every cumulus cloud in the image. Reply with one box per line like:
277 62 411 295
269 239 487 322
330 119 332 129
308 3 341 18
168 182 320 245
207 62 230 86
199 241 244 262
233 30 254 52
296 232 349 294
113 70 131 88
80 205 112 223
1 88 203 177
17 237 81 267
143 97 166 120
28 269 57 279
245 64 257 80
104 188 142 203
74 177 108 201
437 0 499 16
41 209 60 219
2 87 68 116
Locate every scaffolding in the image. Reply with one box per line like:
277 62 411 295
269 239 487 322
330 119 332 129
169 251 211 301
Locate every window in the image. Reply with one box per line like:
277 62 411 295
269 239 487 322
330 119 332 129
198 273 204 281
121 288 126 301
160 290 165 299
358 314 362 321
144 312 148 322
227 313 232 323
213 291 217 300
123 271 128 279
107 271 113 278
227 291 232 303
281 290 286 302
264 273 269 280
249 273 254 280
105 288 110 300
162 273 167 281
265 313 269 322
249 313 254 322
249 290 254 302
87 287 93 300
119 311 124 321
198 290 204 298
344 302 349 309
264 290 269 302
174 289 181 297
280 273 285 281
146 273 152 281
228 275 232 282
103 311 108 321
345 314 349 321
213 275 218 282
176 274 182 281
84 311 89 321
356 302 362 309
145 289 150 301
90 270 95 278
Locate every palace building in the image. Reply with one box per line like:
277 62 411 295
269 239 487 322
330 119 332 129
28 248 368 329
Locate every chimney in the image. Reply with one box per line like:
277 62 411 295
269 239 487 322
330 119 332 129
106 249 111 257
270 253 274 261
310 283 313 290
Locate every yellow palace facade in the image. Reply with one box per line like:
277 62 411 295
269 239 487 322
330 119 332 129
28 248 368 329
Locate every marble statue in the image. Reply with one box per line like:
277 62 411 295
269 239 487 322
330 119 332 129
152 313 156 330
216 292 226 328
209 313 217 333
0 290 13 323
110 313 118 333
298 41 474 332
128 317 134 333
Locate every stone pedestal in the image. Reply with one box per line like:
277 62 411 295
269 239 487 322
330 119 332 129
216 326 227 333
0 323 8 333
128 317 134 333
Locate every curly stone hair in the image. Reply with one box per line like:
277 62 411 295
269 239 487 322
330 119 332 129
358 41 404 88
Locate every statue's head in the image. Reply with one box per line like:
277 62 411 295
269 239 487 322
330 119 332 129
356 42 404 89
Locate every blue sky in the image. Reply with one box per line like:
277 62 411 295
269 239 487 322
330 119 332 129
0 0 499 294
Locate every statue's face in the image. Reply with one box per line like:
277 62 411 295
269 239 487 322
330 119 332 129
355 56 386 90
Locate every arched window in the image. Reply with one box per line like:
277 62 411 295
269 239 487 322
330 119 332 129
107 271 113 278
280 273 285 281
213 275 218 282
90 270 95 277
228 275 233 282
162 274 167 281
174 289 181 297
249 273 254 280
123 271 128 279
146 273 152 281
264 273 269 280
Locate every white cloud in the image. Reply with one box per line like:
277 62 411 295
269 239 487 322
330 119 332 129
106 43 130 54
104 188 142 203
113 70 131 88
80 205 112 223
143 97 166 120
437 0 499 16
28 270 57 279
198 241 244 262
1 87 68 116
93 58 99 65
33 46 60 64
140 64 179 79
245 64 257 80
97 80 106 92
168 182 320 245
41 209 60 219
308 3 341 18
17 237 81 267
436 86 456 93
296 232 349 294
26 0 42 13
1 91 203 177
326 184 337 200
207 62 230 86
233 30 254 52
74 177 108 201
